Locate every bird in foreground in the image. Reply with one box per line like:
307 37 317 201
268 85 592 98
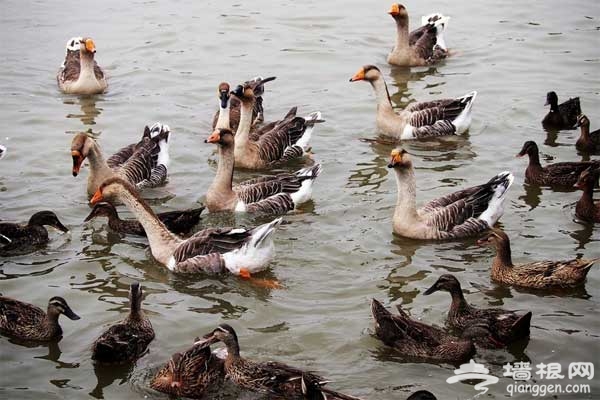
541 91 580 130
575 114 600 154
370 299 475 363
387 148 513 240
423 274 532 348
205 128 321 214
516 140 599 187
84 202 204 236
92 282 154 364
0 295 80 341
350 65 476 139
387 3 450 66
90 177 282 279
477 229 597 289
0 211 68 254
57 36 107 94
574 167 600 223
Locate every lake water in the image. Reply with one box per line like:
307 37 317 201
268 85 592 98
0 0 599 399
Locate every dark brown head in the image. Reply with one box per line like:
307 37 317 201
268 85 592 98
476 229 509 248
245 76 276 97
387 148 412 169
47 296 80 320
349 65 382 83
388 3 408 20
515 140 538 158
407 391 438 400
199 324 239 349
230 83 255 103
83 202 119 222
574 167 599 190
575 114 590 129
129 281 143 313
545 91 558 107
71 133 95 177
218 82 230 109
29 211 69 233
423 274 462 296
205 128 234 148
90 177 137 205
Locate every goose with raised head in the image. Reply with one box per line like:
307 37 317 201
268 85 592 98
516 141 599 187
205 128 321 214
477 229 597 289
0 211 68 253
230 82 323 169
542 91 580 130
92 282 154 364
84 202 204 236
57 37 107 94
423 274 532 348
387 4 450 66
387 149 513 240
574 167 600 223
370 299 475 363
71 122 170 196
0 295 80 341
575 114 600 154
90 177 282 279
350 65 476 139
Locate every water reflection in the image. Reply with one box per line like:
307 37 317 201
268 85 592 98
90 362 134 399
64 96 102 126
519 183 542 210
33 341 80 369
388 66 438 107
566 221 597 251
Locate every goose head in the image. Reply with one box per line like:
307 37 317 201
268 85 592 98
71 133 96 176
423 274 462 296
388 3 408 21
47 296 80 320
349 65 382 83
90 177 136 205
387 148 412 169
28 211 69 233
205 128 234 148
218 82 230 109
230 83 255 104
80 37 97 56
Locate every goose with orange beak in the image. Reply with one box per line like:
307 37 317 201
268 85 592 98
57 36 107 94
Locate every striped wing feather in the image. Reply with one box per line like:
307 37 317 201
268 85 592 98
408 98 468 127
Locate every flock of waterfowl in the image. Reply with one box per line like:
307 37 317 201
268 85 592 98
1 3 599 400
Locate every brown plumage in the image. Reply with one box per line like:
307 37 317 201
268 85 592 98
423 274 532 348
91 282 154 364
541 91 581 130
575 114 600 154
370 299 475 363
516 140 599 187
84 202 204 236
57 37 107 94
478 229 597 289
574 168 600 222
0 211 68 254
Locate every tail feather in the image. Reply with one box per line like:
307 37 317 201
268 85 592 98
291 164 322 205
250 217 283 248
295 111 324 149
478 171 514 226
452 91 477 134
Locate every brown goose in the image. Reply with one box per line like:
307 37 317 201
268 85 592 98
574 167 600 223
370 299 475 363
387 4 450 67
477 229 597 289
349 65 476 139
0 211 68 254
388 149 513 240
542 91 580 130
205 129 321 214
84 202 204 236
57 37 107 94
575 114 600 154
90 177 282 278
231 83 323 169
516 141 599 187
71 122 170 196
212 76 276 132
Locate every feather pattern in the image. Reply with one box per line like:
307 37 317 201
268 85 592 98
57 37 107 94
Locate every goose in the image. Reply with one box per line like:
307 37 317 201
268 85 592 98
542 91 580 130
477 229 597 289
212 76 276 132
57 37 107 94
574 167 600 223
575 114 600 154
205 128 321 214
91 282 154 364
230 82 323 169
350 65 476 139
0 295 80 341
0 211 68 254
71 122 170 196
387 4 450 66
516 140 599 187
388 149 513 240
90 177 282 278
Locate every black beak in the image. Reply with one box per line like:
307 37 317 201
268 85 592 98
220 91 229 109
230 85 244 97
423 283 438 295
193 332 219 348
544 100 549 106
387 163 394 168
63 304 81 320
53 220 69 233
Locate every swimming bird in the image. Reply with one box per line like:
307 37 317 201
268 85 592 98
575 114 600 154
57 37 107 94
0 211 68 253
574 167 600 223
541 91 580 130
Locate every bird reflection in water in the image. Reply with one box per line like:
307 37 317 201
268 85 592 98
64 95 102 125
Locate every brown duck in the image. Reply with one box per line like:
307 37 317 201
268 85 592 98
575 114 600 154
370 299 475 363
478 229 597 289
516 141 599 187
0 211 68 254
541 91 580 130
574 167 600 222
424 274 532 348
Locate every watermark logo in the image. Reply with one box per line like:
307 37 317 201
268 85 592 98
446 359 499 397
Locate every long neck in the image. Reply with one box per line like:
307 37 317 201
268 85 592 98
370 77 395 117
209 144 235 195
579 123 590 140
393 167 419 221
128 296 144 321
234 99 254 152
448 289 471 317
215 102 230 130
87 142 112 178
394 16 410 51
79 52 97 80
493 239 513 269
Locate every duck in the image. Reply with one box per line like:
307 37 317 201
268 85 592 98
516 140 599 187
575 114 600 154
370 299 475 363
212 76 276 132
542 91 580 130
349 65 476 139
477 229 597 289
230 82 323 169
387 148 513 240
71 122 170 196
91 282 154 364
423 274 532 348
198 324 360 400
90 177 282 278
407 391 438 400
0 211 69 253
0 295 80 341
205 128 321 214
150 342 226 398
84 202 204 236
0 144 6 159
574 167 600 222
57 37 107 95
300 373 364 400
387 4 450 66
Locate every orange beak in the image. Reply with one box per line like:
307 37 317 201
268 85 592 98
387 149 403 167
349 68 365 82
205 130 221 144
90 189 104 205
388 3 401 16
85 38 96 53
71 150 83 176
239 268 251 279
